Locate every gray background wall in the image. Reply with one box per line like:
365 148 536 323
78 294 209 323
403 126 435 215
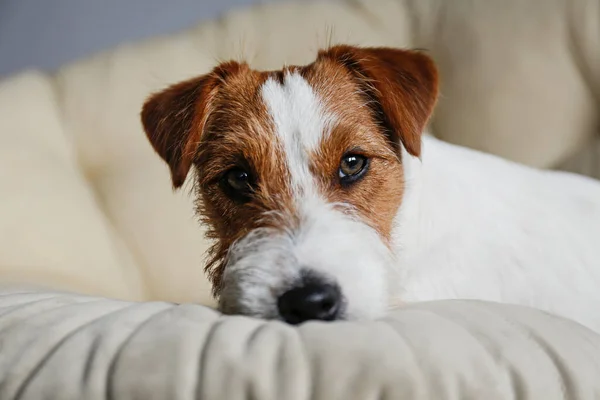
0 0 282 77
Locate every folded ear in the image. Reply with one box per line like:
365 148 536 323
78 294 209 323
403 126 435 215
141 61 244 188
318 45 439 157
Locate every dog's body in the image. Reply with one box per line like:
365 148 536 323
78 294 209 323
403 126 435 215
141 45 600 331
396 135 600 330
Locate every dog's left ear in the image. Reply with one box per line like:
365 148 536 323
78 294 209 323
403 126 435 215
318 45 439 157
141 61 245 188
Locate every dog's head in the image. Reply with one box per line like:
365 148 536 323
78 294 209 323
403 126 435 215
141 45 438 323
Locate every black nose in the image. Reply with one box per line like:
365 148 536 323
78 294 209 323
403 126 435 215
277 282 342 324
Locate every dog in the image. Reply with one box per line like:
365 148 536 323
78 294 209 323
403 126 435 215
141 45 600 330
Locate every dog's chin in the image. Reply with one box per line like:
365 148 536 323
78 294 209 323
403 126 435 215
216 252 391 323
215 202 395 323
217 291 386 322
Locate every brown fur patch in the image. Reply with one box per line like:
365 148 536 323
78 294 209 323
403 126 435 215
303 58 405 242
193 70 296 292
317 45 439 157
141 61 246 188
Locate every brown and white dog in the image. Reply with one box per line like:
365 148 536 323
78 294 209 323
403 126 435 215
141 46 600 329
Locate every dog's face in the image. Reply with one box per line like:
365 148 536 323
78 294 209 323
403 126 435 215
141 46 438 323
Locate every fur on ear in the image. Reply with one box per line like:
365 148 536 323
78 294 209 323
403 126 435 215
318 45 439 157
141 61 245 188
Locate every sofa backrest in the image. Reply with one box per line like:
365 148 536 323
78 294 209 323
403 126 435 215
1 0 598 305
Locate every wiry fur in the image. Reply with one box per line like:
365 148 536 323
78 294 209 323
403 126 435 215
141 45 600 331
219 200 394 320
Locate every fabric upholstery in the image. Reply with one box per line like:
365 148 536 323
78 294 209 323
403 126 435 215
1 288 599 400
1 0 598 305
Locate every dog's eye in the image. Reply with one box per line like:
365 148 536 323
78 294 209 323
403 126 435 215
222 167 253 201
339 154 368 184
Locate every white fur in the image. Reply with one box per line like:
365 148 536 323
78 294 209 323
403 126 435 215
219 72 392 320
395 135 600 331
220 73 600 332
261 72 336 195
219 200 392 320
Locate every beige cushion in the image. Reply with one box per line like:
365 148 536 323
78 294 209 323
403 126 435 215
1 288 599 399
0 72 145 301
0 0 598 306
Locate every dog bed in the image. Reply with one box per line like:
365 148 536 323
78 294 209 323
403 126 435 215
1 286 599 399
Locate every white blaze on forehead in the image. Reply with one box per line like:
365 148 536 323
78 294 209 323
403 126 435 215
260 71 336 195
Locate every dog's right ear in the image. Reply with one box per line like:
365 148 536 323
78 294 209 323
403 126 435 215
141 61 244 189
318 45 439 158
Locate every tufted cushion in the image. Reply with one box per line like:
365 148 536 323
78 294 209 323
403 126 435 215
1 288 599 400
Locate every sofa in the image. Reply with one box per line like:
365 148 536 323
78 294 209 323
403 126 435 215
0 0 599 398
